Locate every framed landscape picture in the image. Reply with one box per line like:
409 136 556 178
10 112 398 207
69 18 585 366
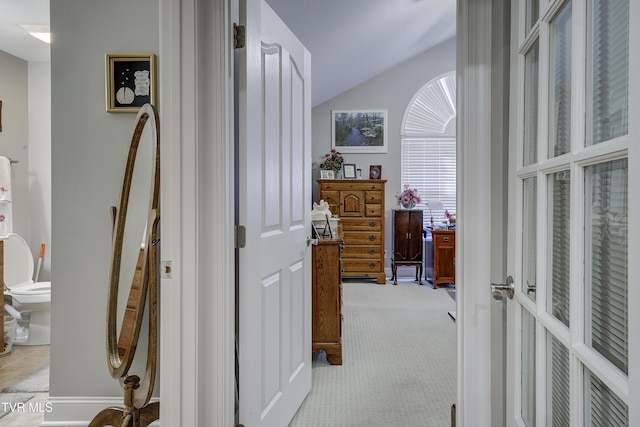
332 110 387 153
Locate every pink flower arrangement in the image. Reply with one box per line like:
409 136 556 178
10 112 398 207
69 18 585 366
396 184 421 207
320 149 345 174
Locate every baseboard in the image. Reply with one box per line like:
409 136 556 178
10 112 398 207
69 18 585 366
41 396 160 427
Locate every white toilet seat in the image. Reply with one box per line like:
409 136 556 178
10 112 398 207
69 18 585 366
10 281 51 295
3 233 51 302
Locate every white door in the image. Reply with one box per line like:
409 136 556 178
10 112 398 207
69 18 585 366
237 0 312 425
504 0 638 425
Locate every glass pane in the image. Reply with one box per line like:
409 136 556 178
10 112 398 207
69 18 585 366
548 171 570 326
525 0 539 34
524 41 539 166
587 0 629 145
547 334 570 426
585 370 629 426
522 310 536 426
585 159 628 374
549 0 572 157
523 177 537 300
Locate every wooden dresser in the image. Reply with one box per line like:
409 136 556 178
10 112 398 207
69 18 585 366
312 237 343 365
431 229 456 288
391 209 424 285
317 179 387 284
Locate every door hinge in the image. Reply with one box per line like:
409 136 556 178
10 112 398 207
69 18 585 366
235 225 246 248
233 23 246 49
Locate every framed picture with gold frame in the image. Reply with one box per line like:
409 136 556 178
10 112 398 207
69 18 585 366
105 53 156 113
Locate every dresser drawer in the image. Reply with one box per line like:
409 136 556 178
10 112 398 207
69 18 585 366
341 245 382 259
365 191 382 204
320 181 384 192
340 218 382 231
434 232 455 246
342 259 383 273
320 190 339 205
343 231 382 245
365 204 382 217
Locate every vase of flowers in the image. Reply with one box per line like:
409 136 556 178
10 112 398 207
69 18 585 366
320 149 345 175
396 184 421 209
445 209 456 224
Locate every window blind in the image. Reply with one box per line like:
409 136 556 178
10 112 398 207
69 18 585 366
549 0 572 157
523 178 537 302
586 370 629 426
400 137 456 224
549 171 570 326
587 0 629 145
586 159 628 375
549 335 570 426
524 41 539 166
522 310 536 426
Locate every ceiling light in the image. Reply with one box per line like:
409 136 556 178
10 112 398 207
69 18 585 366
20 25 51 44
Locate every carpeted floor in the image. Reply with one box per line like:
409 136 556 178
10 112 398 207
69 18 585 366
290 279 457 427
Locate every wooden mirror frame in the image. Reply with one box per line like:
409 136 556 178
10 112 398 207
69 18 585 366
106 103 160 406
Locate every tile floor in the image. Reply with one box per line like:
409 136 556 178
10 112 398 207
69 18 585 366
0 345 49 426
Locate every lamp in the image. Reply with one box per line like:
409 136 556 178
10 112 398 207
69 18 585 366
425 200 443 228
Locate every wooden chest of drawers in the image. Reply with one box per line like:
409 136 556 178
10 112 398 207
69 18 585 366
431 229 456 288
317 179 387 284
312 238 343 365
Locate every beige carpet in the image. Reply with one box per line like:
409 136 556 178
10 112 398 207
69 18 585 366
290 279 457 427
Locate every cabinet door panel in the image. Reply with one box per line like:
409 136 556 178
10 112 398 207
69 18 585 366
340 191 365 217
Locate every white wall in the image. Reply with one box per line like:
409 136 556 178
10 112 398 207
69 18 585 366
49 0 159 416
0 51 29 237
311 36 456 270
28 61 52 280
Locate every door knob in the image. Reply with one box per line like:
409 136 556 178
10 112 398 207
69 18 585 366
491 275 514 301
306 236 318 246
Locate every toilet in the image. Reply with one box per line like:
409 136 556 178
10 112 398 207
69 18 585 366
2 233 51 345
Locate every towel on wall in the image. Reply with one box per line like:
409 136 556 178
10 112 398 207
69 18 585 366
0 156 13 237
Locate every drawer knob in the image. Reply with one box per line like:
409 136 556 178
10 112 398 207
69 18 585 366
369 249 375 254
369 221 376 227
369 263 376 268
369 235 376 241
443 237 449 242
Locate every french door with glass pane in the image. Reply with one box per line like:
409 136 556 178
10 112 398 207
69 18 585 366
506 0 638 425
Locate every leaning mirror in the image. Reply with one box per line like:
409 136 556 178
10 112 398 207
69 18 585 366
90 103 160 427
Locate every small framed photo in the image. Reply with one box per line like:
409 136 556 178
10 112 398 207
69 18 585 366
342 163 357 179
106 53 157 113
320 170 335 179
369 165 382 179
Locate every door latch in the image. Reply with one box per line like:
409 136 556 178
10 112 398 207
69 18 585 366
491 275 514 301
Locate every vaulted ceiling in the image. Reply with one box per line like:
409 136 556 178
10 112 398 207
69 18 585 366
0 0 456 107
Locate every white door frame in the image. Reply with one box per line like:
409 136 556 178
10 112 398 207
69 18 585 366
159 0 505 425
457 0 510 425
159 0 235 425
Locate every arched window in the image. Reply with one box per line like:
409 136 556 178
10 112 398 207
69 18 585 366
401 72 456 224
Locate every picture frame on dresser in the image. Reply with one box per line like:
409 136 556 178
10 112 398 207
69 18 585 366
320 169 335 179
369 165 382 179
342 163 356 179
